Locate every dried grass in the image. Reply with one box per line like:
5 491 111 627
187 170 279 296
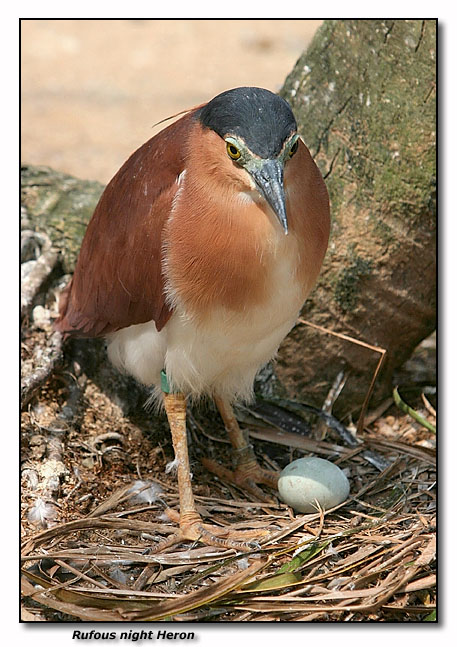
21 389 436 622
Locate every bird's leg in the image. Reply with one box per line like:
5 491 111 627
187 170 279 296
201 396 279 502
148 392 268 555
163 392 202 532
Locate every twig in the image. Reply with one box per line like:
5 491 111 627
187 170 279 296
21 331 63 409
317 370 347 439
298 318 387 434
21 235 59 317
421 393 436 418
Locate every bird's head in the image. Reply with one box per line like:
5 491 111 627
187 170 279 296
196 87 299 234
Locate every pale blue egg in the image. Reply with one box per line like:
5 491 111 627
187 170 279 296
278 457 350 513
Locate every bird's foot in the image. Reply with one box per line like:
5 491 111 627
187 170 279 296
201 455 279 503
133 508 267 589
160 508 268 550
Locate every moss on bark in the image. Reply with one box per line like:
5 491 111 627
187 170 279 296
277 20 436 414
21 165 104 273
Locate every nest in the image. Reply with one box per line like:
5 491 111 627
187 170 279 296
21 343 436 622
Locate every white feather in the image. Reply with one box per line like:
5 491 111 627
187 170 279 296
127 480 163 504
107 230 306 405
165 457 180 474
28 498 58 527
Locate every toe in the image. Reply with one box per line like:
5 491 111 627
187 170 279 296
201 457 278 502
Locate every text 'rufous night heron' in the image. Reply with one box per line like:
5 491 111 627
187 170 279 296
56 86 330 551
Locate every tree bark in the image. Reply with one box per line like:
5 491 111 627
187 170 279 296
275 19 436 416
21 165 104 274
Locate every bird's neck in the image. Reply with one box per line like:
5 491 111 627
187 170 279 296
163 171 301 319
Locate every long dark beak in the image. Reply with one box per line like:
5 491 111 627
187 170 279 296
249 159 288 234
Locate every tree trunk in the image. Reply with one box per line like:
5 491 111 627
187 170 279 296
275 19 436 416
21 164 104 274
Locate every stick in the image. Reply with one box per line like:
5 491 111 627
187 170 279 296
297 319 387 434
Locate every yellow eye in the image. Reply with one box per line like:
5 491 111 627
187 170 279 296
289 139 299 158
226 142 241 160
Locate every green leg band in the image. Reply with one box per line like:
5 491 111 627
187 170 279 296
161 369 172 394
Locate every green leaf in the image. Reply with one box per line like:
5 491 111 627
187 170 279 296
277 540 331 573
242 540 331 592
242 571 301 592
393 387 436 433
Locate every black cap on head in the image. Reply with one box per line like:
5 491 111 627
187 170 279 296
197 87 297 159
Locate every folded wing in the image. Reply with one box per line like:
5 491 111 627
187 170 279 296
56 112 195 337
